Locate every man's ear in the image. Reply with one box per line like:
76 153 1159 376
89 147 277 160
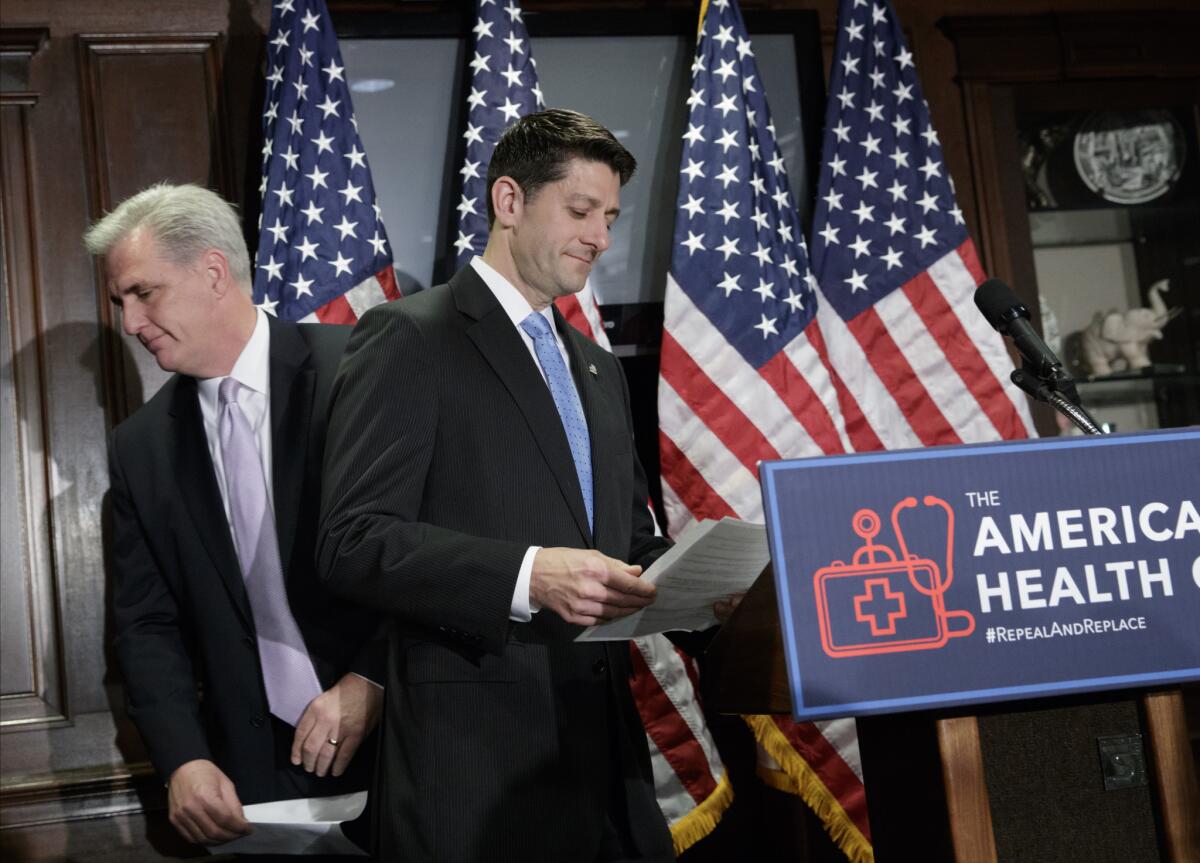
203 249 234 297
490 176 524 229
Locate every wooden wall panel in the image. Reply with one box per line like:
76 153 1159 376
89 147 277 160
0 33 67 731
1 7 255 852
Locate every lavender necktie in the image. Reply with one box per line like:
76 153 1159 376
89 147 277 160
218 377 321 725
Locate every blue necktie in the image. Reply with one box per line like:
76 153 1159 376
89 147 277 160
520 312 594 532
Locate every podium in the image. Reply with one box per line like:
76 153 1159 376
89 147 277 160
706 570 1199 862
706 430 1200 861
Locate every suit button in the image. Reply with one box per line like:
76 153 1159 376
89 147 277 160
250 716 264 728
592 658 608 676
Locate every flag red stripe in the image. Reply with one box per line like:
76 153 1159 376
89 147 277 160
771 717 871 840
757 349 846 455
660 331 780 472
846 308 960 446
805 320 884 452
630 645 717 805
957 238 985 283
658 431 738 522
315 294 358 325
555 294 594 337
902 271 1027 439
377 266 402 301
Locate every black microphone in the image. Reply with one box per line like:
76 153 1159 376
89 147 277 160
973 278 1063 378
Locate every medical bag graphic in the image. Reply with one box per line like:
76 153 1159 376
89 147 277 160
813 496 975 658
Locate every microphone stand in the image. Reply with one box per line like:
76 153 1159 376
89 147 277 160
1010 363 1105 436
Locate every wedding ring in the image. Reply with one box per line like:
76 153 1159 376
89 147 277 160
327 737 340 746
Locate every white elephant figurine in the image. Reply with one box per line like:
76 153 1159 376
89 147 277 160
1081 279 1181 375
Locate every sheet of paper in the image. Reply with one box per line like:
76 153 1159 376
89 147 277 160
212 791 368 856
577 517 769 641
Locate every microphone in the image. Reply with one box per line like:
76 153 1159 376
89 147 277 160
973 278 1063 378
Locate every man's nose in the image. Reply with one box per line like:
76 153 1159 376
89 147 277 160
120 304 143 337
583 216 610 254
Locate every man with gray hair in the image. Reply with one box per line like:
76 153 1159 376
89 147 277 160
90 183 380 848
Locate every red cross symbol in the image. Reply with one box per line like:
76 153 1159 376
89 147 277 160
853 578 907 636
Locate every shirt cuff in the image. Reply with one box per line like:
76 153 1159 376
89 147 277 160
509 546 541 622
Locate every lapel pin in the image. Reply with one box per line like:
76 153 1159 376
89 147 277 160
588 363 598 376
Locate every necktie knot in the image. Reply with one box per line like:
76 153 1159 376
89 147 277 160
219 376 242 408
520 311 555 343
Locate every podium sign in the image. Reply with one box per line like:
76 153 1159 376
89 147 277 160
760 429 1200 721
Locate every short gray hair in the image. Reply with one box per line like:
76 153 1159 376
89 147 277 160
84 182 252 288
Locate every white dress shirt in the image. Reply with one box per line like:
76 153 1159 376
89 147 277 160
470 257 587 623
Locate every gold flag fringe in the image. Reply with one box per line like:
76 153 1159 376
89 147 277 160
744 715 874 863
669 772 733 856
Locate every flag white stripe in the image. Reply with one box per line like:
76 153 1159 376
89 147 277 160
638 638 722 769
658 381 764 523
815 296 922 449
660 478 694 540
875 289 997 441
926 251 1036 433
815 718 864 783
779 330 853 452
574 281 612 350
343 277 388 320
664 276 829 461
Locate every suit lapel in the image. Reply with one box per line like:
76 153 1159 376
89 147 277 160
266 317 313 580
167 377 254 626
454 268 593 544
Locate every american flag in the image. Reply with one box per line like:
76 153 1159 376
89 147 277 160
810 0 1033 448
657 1 871 859
452 0 543 268
659 0 848 534
452 2 730 852
253 0 399 323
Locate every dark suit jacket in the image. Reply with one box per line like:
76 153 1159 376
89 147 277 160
317 267 675 862
109 316 378 804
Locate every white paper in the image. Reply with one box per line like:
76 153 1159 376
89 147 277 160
577 517 769 641
212 791 368 856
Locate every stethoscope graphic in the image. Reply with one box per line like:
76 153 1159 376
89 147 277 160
814 495 975 658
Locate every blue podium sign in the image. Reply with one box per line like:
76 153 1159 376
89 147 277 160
760 429 1200 721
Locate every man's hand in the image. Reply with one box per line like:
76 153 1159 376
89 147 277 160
291 672 383 778
714 592 745 624
167 759 250 846
530 547 656 626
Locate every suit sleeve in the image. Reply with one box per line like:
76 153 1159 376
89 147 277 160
317 305 527 655
109 431 211 781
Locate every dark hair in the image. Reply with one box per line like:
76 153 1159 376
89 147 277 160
486 108 637 224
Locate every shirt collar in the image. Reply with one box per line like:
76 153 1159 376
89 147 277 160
470 256 555 332
196 307 271 403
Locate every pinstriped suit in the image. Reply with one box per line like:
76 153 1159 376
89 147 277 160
317 267 674 861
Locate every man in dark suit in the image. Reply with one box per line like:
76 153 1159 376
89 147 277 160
318 110 675 862
88 183 380 848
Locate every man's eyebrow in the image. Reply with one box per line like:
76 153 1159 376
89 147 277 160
567 192 621 220
110 281 145 304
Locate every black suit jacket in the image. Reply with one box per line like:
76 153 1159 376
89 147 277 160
318 267 675 862
109 317 378 804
